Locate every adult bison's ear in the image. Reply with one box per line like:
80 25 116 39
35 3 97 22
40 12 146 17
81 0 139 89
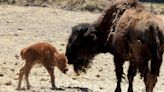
72 23 89 33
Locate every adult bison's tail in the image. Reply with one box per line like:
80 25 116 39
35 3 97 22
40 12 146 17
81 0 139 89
147 19 163 76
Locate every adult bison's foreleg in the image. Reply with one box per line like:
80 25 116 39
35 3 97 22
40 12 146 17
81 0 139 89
146 49 162 92
127 61 137 92
114 56 125 92
144 71 157 92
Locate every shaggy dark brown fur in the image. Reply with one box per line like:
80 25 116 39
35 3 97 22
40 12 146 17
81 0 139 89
17 42 68 90
66 0 164 92
66 23 97 74
66 0 144 73
108 8 164 92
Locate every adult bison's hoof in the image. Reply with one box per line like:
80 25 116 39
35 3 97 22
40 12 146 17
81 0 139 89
115 87 121 92
128 88 133 92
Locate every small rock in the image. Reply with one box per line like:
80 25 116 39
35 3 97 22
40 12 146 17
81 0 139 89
15 63 18 65
10 69 15 72
34 72 37 75
17 28 23 30
4 81 12 86
0 74 4 77
40 86 46 89
60 43 65 46
99 69 103 72
14 34 19 36
15 54 19 59
96 74 100 77
40 78 47 81
72 77 77 80
99 87 103 89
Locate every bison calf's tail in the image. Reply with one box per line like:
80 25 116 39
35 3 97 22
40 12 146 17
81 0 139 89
20 49 25 60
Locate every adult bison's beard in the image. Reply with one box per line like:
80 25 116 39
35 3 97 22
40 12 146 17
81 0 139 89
66 46 96 74
72 58 92 74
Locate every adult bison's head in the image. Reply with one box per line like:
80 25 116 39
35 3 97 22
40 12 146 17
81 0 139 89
66 23 98 74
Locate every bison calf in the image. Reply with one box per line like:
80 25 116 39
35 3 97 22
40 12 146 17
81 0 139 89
16 42 68 90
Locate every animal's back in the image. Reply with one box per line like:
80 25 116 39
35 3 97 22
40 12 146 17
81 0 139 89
21 42 58 62
116 8 152 33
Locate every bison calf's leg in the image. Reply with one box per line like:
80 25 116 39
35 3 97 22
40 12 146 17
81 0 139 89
114 56 124 92
127 61 137 92
44 66 56 88
17 61 33 90
16 67 25 90
24 61 33 89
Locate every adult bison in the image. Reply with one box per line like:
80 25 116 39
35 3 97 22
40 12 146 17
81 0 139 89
108 8 164 92
66 0 164 92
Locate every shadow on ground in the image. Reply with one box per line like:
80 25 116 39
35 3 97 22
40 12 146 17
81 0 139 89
51 86 93 92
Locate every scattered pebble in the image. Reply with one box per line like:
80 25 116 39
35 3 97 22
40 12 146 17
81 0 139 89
40 86 46 89
60 43 65 46
15 62 18 65
99 69 103 72
10 69 15 72
0 74 4 77
14 34 19 36
99 87 103 89
40 78 48 81
72 77 77 80
96 74 100 78
17 28 23 30
4 81 12 86
15 54 19 59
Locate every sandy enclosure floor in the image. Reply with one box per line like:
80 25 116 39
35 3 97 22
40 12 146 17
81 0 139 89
0 5 164 92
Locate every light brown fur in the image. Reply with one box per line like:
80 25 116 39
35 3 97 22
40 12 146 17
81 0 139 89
16 42 68 90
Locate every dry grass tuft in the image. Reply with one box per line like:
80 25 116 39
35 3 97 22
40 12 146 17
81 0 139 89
0 0 110 12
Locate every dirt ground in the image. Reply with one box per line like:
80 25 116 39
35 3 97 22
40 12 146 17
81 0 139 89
0 5 164 92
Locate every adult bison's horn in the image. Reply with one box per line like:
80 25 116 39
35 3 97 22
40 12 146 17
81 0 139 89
84 32 97 41
90 34 97 41
83 30 91 37
83 26 96 37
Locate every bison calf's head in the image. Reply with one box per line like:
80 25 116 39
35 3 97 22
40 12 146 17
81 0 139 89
54 53 68 73
66 23 98 74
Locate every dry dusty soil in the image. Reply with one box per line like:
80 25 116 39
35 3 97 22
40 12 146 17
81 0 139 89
0 5 164 92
